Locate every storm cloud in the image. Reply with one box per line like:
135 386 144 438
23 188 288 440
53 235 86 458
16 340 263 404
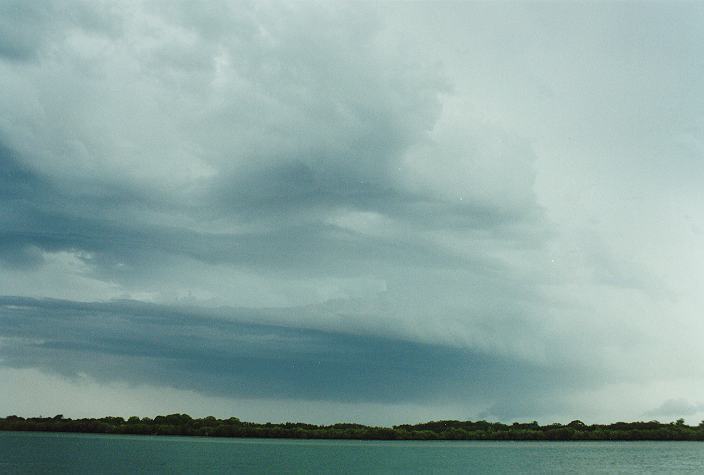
2 1 704 424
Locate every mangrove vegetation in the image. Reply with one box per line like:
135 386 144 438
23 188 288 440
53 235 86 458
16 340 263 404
2 415 704 441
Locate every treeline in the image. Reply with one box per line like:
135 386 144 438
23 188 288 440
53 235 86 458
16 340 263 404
2 414 704 441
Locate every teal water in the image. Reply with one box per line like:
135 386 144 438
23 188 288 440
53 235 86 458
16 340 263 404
1 431 703 474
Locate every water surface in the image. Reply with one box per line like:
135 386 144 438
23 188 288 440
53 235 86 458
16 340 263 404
2 431 703 474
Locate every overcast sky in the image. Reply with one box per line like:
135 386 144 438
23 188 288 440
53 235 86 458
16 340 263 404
1 0 704 425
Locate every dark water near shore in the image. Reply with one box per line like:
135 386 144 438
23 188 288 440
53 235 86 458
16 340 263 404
2 431 704 473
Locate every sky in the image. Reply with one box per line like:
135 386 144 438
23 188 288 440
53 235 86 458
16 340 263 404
1 0 704 425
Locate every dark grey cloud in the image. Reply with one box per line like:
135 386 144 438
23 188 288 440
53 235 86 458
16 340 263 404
0 144 54 269
0 144 497 283
0 0 607 421
0 2 55 61
0 296 577 407
0 0 543 290
0 0 548 333
0 143 46 199
2 1 702 423
0 1 121 61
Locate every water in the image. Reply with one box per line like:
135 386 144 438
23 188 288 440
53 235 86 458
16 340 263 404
1 431 704 474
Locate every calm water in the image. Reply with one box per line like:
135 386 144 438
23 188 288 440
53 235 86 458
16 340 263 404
2 431 704 474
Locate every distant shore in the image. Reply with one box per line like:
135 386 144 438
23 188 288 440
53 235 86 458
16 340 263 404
2 415 702 441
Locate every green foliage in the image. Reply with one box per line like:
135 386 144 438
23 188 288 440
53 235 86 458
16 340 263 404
1 415 703 441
